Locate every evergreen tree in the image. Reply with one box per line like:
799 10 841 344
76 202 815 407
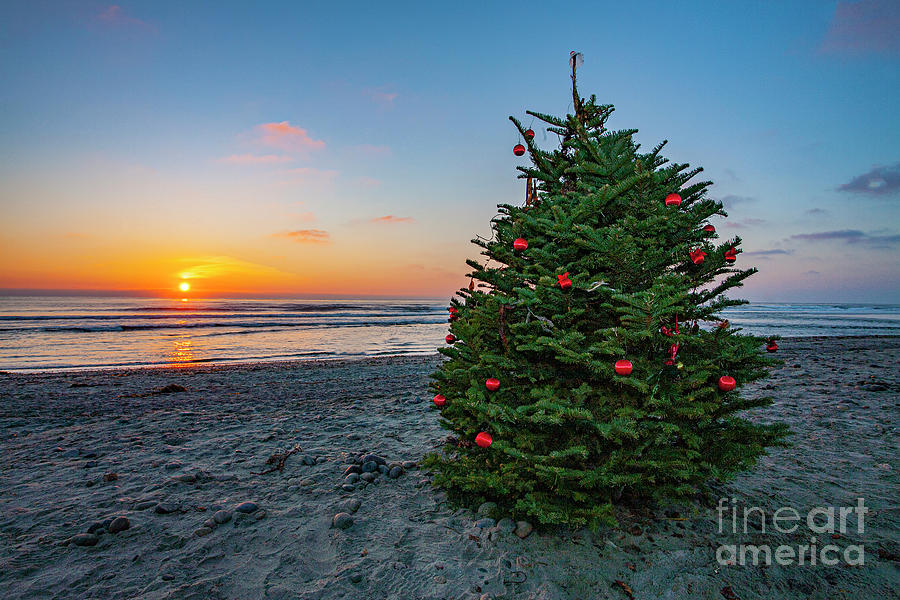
425 56 789 528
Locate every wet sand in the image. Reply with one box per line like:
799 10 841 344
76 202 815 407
1 336 898 599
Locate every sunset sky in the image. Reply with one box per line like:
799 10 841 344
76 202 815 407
1 1 898 301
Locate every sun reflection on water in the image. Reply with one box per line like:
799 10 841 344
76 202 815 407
167 335 197 366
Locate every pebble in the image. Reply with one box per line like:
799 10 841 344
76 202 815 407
349 573 363 583
173 473 197 483
347 433 360 440
87 520 110 535
103 472 118 482
342 484 356 492
496 518 516 534
332 512 354 529
360 472 376 483
214 510 233 524
388 466 403 479
339 498 361 514
361 461 378 473
203 518 216 528
345 473 360 484
164 462 182 470
475 518 495 528
194 527 212 537
155 502 181 515
302 455 316 466
108 516 130 534
401 461 417 469
134 501 157 511
514 521 533 538
477 502 497 517
377 464 389 475
71 533 99 547
361 454 386 466
343 465 362 476
234 501 259 513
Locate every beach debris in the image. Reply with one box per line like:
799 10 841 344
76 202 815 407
213 510 232 524
332 512 354 529
613 579 634 599
70 533 99 547
252 443 302 475
514 521 533 539
234 501 259 513
103 472 118 482
108 516 130 534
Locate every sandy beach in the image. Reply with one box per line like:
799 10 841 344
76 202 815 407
1 336 898 599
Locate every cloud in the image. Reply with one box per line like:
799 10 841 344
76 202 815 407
271 229 331 244
790 229 900 247
96 5 154 30
218 154 293 165
716 195 757 209
369 215 414 224
743 249 793 256
724 218 767 229
177 256 288 280
353 145 392 157
820 0 900 55
257 122 325 153
837 162 900 196
364 87 398 106
805 208 829 216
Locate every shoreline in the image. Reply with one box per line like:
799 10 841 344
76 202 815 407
4 334 899 376
1 336 898 599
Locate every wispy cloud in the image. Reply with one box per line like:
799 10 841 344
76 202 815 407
790 229 900 247
716 195 757 209
744 249 793 256
837 162 900 196
369 215 414 224
724 218 767 229
96 5 155 31
177 256 288 280
364 86 398 107
271 229 331 244
218 153 293 165
257 122 325 153
820 0 900 55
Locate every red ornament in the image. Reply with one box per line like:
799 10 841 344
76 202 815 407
724 248 737 263
718 375 737 391
513 144 526 156
703 224 716 233
766 341 778 353
690 248 707 265
445 334 456 344
485 377 500 391
475 432 493 448
524 129 535 139
448 306 458 321
557 272 572 290
614 359 633 376
665 193 682 207
661 326 674 337
433 394 446 407
513 238 528 252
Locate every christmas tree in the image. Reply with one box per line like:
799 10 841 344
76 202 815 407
425 54 789 528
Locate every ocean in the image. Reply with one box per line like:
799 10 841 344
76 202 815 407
1 297 898 372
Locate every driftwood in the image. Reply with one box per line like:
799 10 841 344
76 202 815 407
252 443 302 475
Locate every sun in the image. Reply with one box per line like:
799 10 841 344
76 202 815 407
179 282 190 292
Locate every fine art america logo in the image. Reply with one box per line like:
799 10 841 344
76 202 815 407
716 497 867 566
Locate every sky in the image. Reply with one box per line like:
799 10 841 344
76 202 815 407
1 1 898 302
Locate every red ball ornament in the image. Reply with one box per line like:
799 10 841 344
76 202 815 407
724 248 737 263
718 375 737 391
524 129 535 139
433 394 446 407
766 341 778 353
445 334 456 344
485 377 500 391
665 193 682 207
614 359 633 376
703 224 716 233
475 432 493 448
557 272 572 290
513 238 528 252
690 248 707 265
513 144 526 156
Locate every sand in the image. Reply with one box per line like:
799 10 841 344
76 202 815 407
1 336 898 600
